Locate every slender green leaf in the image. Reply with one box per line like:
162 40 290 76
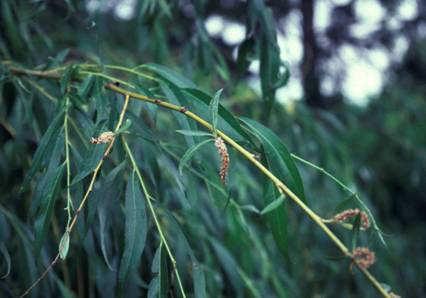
34 163 65 255
209 240 243 295
49 48 70 66
116 118 132 134
183 88 253 142
0 205 38 294
52 274 76 298
260 194 285 215
193 262 207 298
77 74 95 99
142 63 196 88
178 139 213 175
159 243 170 298
176 130 212 137
118 170 147 292
87 162 126 229
209 88 223 133
241 117 306 202
22 110 64 190
60 65 77 94
71 143 106 185
30 130 64 217
263 181 288 257
236 37 256 75
240 204 260 214
161 82 196 146
58 231 70 260
147 277 159 298
98 209 114 271
162 210 206 297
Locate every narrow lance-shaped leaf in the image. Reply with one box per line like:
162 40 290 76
183 88 254 143
147 277 159 298
176 130 212 137
141 63 197 88
22 110 65 190
98 209 114 271
162 210 207 298
193 262 207 298
263 181 288 257
58 231 70 260
77 74 95 99
30 130 64 217
260 193 285 215
179 139 213 175
60 64 77 94
209 240 244 295
241 117 306 203
71 144 106 185
34 163 65 255
118 170 147 293
159 243 170 298
160 82 197 146
209 88 223 134
0 205 39 294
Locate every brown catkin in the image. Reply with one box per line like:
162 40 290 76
90 131 115 144
352 247 376 269
333 208 370 230
215 137 229 184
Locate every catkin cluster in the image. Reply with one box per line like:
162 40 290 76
90 131 115 144
214 137 229 184
352 247 376 269
333 208 370 230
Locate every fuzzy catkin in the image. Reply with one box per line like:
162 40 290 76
352 247 375 269
215 137 229 184
90 131 115 144
333 208 370 230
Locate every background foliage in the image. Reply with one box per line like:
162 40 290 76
0 0 425 297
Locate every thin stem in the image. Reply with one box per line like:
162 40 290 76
19 255 60 297
7 65 61 79
122 137 187 298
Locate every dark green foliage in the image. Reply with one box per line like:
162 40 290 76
118 171 147 294
0 1 424 297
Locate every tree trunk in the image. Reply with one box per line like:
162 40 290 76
301 0 322 107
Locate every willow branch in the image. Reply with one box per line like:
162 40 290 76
6 64 391 298
105 83 391 298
